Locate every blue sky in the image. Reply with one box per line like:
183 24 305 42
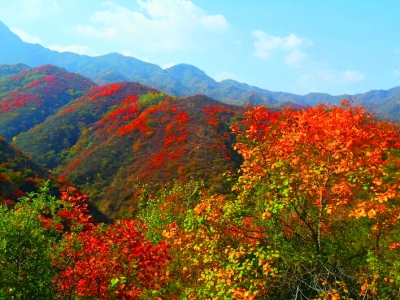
0 0 399 95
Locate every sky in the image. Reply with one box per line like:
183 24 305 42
0 0 399 96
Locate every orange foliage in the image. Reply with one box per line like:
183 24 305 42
232 101 400 251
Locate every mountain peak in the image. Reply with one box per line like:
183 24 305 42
167 63 205 74
0 63 30 77
163 64 214 83
0 19 23 44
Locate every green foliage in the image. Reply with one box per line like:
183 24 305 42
137 179 204 243
0 136 53 201
0 64 30 79
0 182 61 299
138 91 165 106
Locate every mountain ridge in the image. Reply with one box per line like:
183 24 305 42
0 64 96 140
7 77 243 218
0 20 399 120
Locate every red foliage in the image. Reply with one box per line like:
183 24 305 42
57 209 73 223
59 185 94 230
223 218 265 244
134 105 190 179
64 157 84 174
203 105 234 128
88 83 130 102
174 110 190 124
98 95 140 134
1 199 16 210
57 106 77 116
34 184 94 232
38 215 53 229
10 69 30 81
23 75 57 89
54 220 171 299
0 92 43 113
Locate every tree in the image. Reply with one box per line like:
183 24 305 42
0 183 61 299
162 101 400 299
53 219 171 299
228 101 400 298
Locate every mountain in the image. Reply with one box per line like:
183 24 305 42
0 62 398 220
14 82 158 169
0 65 95 140
147 64 219 97
0 64 242 219
0 20 281 106
1 20 400 120
0 63 30 77
0 135 110 222
0 135 52 202
0 21 161 83
60 95 242 219
14 83 242 219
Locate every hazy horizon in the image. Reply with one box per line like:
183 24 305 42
0 0 399 96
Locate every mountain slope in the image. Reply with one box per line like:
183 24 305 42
14 85 243 218
14 82 157 169
0 135 53 201
0 63 30 77
59 95 242 219
0 135 111 222
0 65 96 140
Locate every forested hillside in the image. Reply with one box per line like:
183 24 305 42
13 81 243 218
0 135 53 201
0 61 399 299
1 98 399 299
0 65 95 140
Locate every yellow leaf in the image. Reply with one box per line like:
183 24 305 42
368 208 376 218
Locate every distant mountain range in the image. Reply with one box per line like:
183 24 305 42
1 20 399 120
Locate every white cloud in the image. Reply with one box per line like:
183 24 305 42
300 69 365 87
213 71 241 82
17 0 61 20
341 70 365 83
162 62 176 69
48 44 97 56
284 49 308 68
252 30 312 62
10 27 43 44
120 50 134 57
200 14 228 31
119 51 151 62
74 24 117 40
72 0 230 51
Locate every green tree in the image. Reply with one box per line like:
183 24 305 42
0 183 61 299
